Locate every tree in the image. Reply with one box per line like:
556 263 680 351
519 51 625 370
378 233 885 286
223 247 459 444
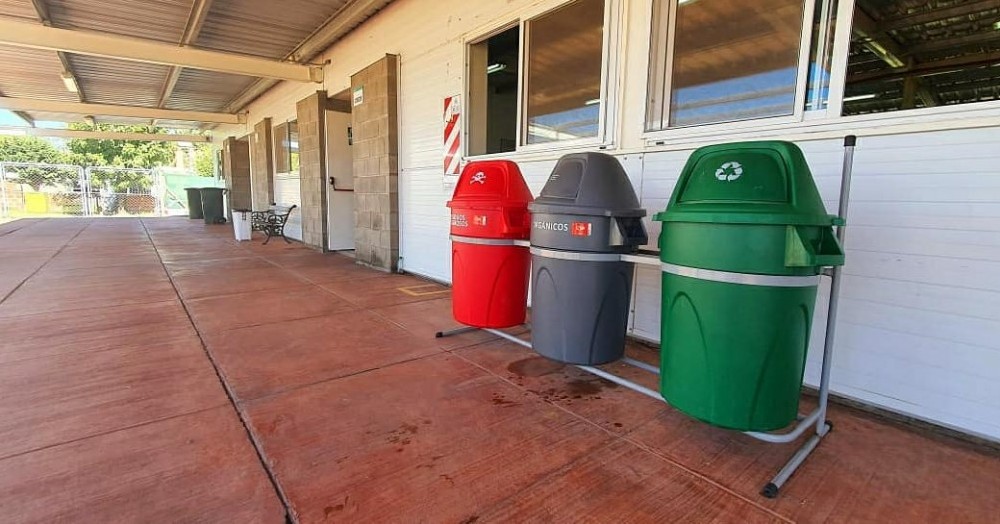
0 135 77 190
65 123 177 168
193 143 216 177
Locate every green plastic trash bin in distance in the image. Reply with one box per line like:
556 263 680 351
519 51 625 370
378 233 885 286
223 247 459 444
199 187 227 224
184 187 204 219
653 141 845 432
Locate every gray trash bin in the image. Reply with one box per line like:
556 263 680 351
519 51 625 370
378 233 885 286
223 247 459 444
528 152 648 365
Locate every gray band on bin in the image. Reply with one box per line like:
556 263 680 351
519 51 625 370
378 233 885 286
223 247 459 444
450 235 520 246
661 262 822 288
530 247 623 262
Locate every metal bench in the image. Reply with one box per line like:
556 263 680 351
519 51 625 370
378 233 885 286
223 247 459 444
255 204 297 245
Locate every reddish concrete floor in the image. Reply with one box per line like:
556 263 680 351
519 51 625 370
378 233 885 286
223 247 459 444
1 217 999 523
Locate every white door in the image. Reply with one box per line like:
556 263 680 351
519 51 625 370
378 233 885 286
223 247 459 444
273 173 302 241
325 110 355 250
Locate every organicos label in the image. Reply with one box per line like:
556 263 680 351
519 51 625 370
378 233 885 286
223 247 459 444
533 220 569 232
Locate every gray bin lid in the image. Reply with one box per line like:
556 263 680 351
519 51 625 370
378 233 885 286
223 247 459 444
528 152 646 218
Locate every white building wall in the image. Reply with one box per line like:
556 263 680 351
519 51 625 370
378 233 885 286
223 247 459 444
219 0 1000 441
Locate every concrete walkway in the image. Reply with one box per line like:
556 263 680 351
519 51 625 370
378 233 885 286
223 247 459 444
1 217 998 523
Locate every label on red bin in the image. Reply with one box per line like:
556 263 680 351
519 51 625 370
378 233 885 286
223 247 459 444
451 214 468 228
473 215 488 227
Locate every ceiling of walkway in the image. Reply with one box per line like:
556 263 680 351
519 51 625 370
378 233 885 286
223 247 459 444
0 0 393 127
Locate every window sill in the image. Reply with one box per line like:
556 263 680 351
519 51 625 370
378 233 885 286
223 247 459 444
642 100 1000 150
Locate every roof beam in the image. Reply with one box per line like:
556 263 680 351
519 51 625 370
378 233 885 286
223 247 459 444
0 18 323 83
0 126 211 142
909 31 1000 55
0 97 244 124
848 51 1000 84
157 0 215 108
223 0 390 113
852 8 906 68
881 0 999 32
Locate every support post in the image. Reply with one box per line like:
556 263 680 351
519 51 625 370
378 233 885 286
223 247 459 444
0 163 8 218
761 135 857 498
80 166 91 216
816 135 856 434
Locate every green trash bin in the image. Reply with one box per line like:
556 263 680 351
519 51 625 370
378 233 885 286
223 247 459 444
653 141 845 432
184 187 204 219
199 187 227 224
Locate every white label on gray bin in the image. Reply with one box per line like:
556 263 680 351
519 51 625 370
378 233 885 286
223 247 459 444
533 220 569 232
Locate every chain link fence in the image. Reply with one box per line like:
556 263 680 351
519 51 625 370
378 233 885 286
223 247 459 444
0 162 187 218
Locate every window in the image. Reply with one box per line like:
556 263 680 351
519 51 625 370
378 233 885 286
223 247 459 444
468 26 520 156
647 0 810 130
842 0 1000 116
524 0 606 144
273 121 300 174
467 0 613 156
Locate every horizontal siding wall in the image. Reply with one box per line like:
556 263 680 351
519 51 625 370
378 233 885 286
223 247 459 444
273 174 302 241
228 0 1000 441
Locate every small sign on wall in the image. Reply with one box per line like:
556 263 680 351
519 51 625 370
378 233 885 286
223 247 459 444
444 94 462 176
352 86 364 107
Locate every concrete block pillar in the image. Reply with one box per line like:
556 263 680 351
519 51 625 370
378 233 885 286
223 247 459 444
351 54 400 272
250 117 274 211
296 90 329 251
222 137 252 213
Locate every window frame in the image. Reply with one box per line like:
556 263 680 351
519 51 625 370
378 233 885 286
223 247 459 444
644 0 822 137
643 0 1000 147
272 120 300 176
463 0 622 161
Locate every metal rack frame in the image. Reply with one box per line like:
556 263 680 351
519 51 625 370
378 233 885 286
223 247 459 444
437 136 857 497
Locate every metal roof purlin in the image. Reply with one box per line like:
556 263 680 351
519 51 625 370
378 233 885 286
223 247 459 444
29 0 87 105
157 0 215 109
222 0 394 113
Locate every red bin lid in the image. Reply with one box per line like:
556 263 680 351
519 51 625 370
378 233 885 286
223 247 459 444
446 160 533 209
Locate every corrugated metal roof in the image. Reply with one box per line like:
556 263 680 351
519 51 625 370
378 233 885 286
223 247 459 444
0 0 394 127
196 0 351 58
45 0 187 43
67 54 171 108
0 0 38 21
0 44 78 101
165 69 257 112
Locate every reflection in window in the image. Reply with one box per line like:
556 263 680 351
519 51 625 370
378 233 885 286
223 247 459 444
668 0 805 127
273 121 300 174
524 0 605 144
844 0 1000 115
288 121 300 173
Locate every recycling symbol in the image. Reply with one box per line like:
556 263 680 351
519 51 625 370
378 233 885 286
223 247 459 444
715 161 744 182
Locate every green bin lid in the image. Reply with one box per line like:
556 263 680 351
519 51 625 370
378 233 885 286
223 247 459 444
653 141 838 226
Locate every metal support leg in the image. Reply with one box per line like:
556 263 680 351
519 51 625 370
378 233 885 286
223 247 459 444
759 135 856 498
622 357 660 375
483 328 532 349
435 326 477 338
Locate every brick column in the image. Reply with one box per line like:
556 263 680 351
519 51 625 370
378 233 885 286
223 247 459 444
250 117 274 211
296 91 329 251
222 137 251 213
351 54 399 272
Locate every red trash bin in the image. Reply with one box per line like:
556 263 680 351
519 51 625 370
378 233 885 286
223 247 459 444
447 160 533 328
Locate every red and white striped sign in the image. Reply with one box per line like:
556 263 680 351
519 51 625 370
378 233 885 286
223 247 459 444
444 95 462 175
